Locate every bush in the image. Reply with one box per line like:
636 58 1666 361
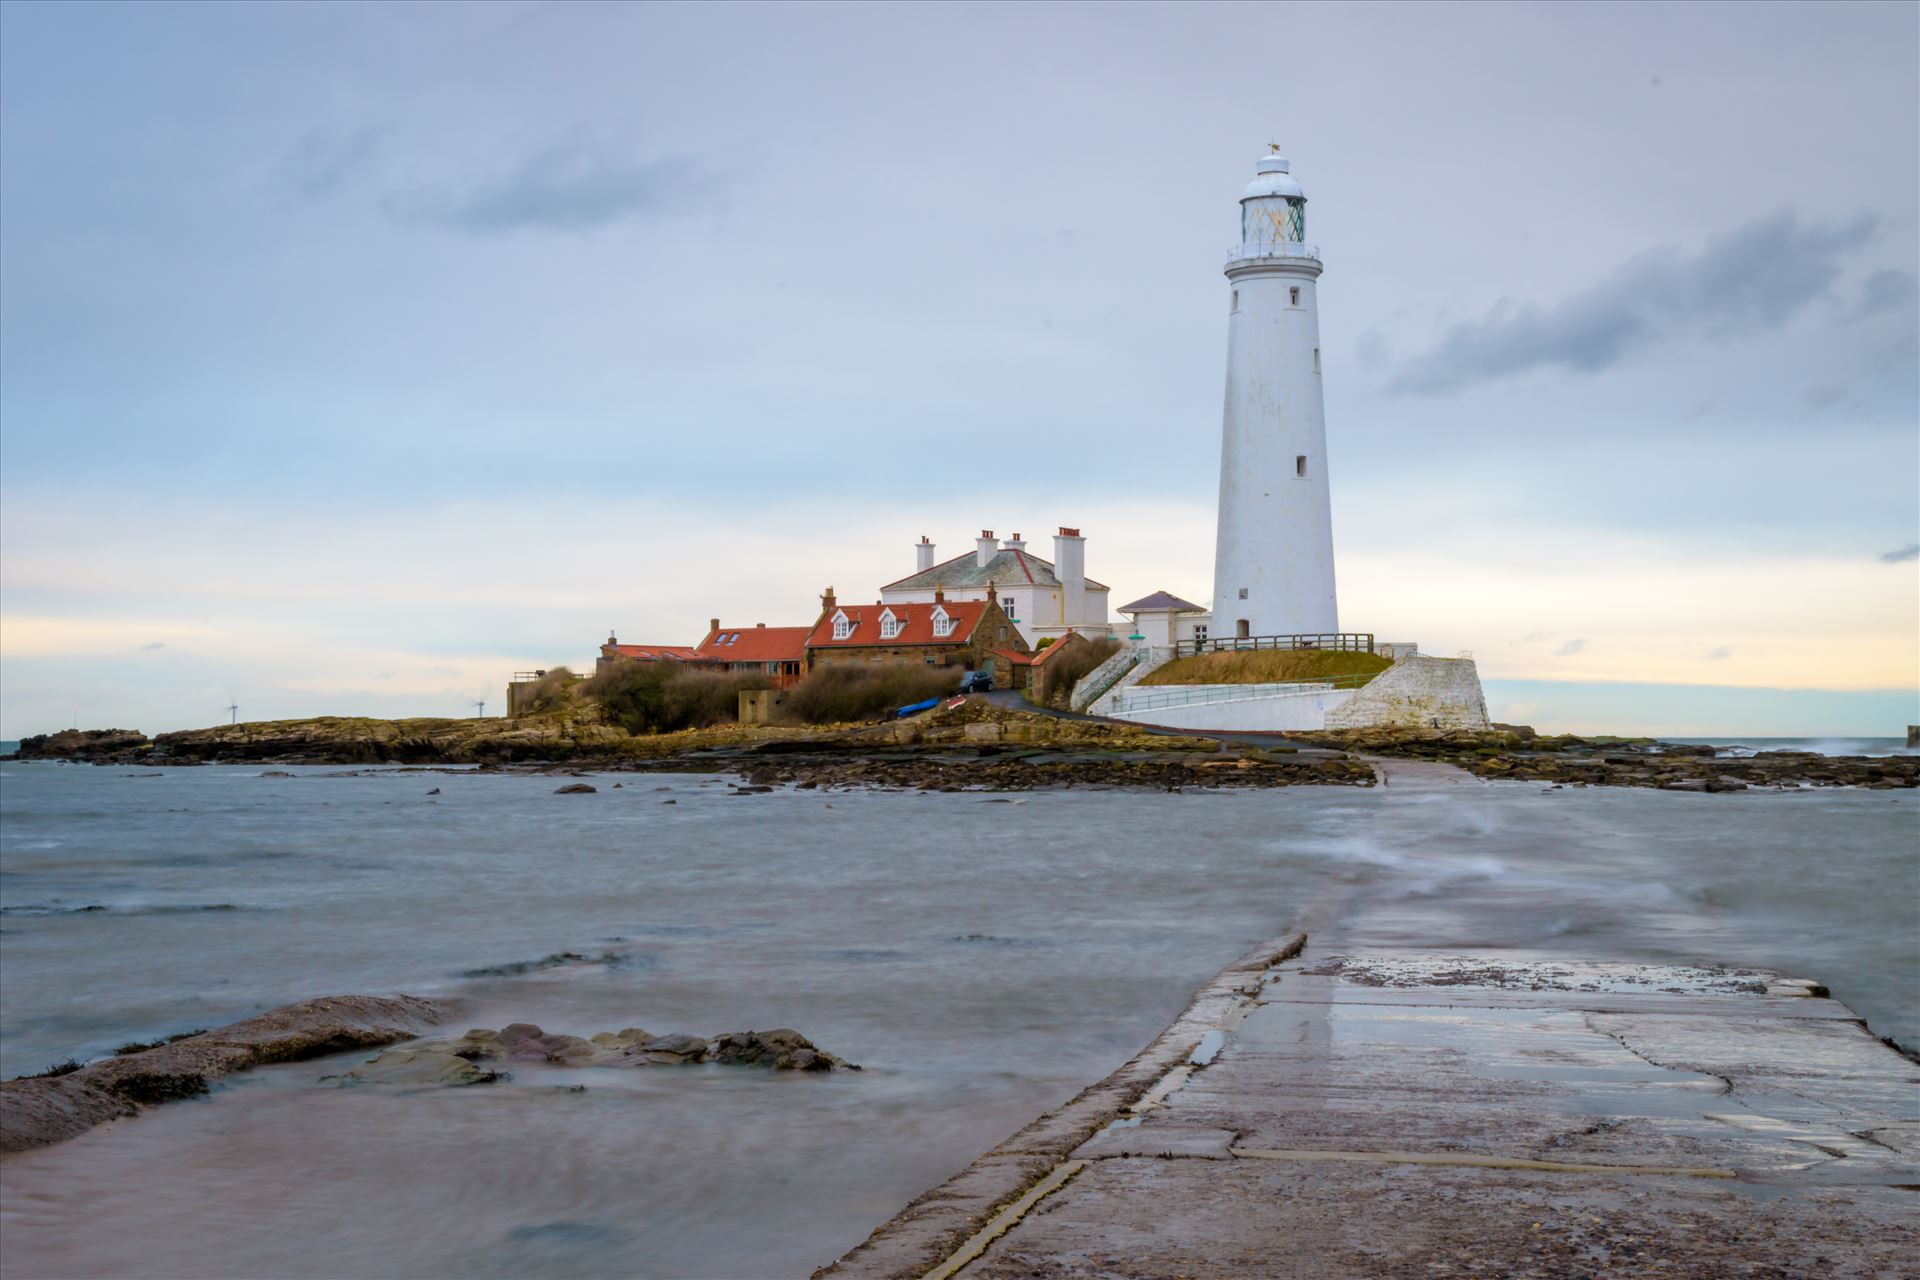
515 666 578 716
1042 637 1121 708
582 662 769 735
782 662 962 725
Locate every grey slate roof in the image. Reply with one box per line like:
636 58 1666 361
882 549 1109 593
1117 590 1206 613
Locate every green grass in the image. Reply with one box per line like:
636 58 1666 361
1140 649 1392 687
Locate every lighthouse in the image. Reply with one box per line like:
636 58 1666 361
1210 146 1338 640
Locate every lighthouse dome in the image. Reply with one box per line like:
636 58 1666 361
1243 151 1304 200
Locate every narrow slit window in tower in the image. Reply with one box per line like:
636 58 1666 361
1313 347 1321 373
1231 289 1239 312
1296 454 1307 478
1289 286 1300 306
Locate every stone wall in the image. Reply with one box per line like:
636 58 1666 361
1323 655 1488 730
1106 685 1355 731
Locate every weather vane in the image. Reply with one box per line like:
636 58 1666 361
1269 141 1281 153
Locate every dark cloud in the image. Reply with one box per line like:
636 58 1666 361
1553 638 1587 656
1391 212 1877 394
385 137 699 234
1880 544 1919 563
1845 269 1918 324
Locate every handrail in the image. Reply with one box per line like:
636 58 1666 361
1112 672 1376 714
1227 241 1321 264
1173 632 1374 659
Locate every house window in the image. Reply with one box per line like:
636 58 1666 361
931 605 952 638
1313 347 1321 373
1003 598 1017 621
924 656 937 665
1296 454 1307 478
1289 286 1300 306
1237 587 1248 600
832 611 853 641
879 609 901 640
999 626 1008 641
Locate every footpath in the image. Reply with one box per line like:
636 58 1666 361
819 767 1919 1278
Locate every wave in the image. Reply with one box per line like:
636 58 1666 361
0 902 246 917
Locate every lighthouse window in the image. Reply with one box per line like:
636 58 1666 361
1237 587 1249 600
1313 347 1321 373
1296 454 1308 478
1289 287 1300 306
1231 290 1240 312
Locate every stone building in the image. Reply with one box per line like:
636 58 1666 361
594 635 701 678
879 528 1112 645
692 621 810 688
805 586 1027 677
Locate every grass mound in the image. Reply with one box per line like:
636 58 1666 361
1141 649 1392 687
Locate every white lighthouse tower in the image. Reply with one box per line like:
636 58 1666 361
1210 146 1338 640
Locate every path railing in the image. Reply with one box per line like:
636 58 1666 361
1173 632 1374 659
1109 672 1378 716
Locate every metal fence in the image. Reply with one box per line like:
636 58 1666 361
1172 632 1374 659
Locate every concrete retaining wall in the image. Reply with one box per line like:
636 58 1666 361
1323 655 1488 730
1106 685 1354 731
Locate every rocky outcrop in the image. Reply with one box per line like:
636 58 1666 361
1289 728 1918 789
9 728 148 761
1 995 452 1155
335 1023 854 1086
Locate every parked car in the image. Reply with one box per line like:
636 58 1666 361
958 670 993 693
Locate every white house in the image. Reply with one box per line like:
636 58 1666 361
879 528 1113 644
1117 591 1211 649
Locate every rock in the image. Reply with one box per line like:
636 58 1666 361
554 783 597 794
329 1044 505 1088
261 770 294 778
426 787 441 795
641 1033 708 1062
661 799 677 804
1660 779 1709 792
1704 778 1750 792
2 994 453 1153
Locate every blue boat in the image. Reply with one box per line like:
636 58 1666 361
895 698 941 719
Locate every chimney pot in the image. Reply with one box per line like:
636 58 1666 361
756 622 765 628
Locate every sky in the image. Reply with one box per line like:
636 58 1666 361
1 0 1915 738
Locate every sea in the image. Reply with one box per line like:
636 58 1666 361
0 750 1915 1278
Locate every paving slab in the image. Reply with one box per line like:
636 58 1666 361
939 948 1919 1279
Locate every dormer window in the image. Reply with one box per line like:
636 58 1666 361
879 608 902 640
831 610 854 641
931 605 953 638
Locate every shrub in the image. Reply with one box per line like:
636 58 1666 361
1042 637 1122 708
514 666 579 716
782 663 962 725
582 662 769 734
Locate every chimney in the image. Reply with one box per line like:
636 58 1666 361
709 617 720 634
976 530 997 568
1003 532 1026 551
933 586 945 604
821 586 837 613
1053 526 1087 627
986 580 999 604
755 622 765 629
915 535 936 573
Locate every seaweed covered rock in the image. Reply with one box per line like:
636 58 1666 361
337 1022 855 1085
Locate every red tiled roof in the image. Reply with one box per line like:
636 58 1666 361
807 599 1002 649
990 646 1034 666
1029 630 1088 664
606 644 701 661
694 624 811 664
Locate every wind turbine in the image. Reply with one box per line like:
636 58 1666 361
474 699 486 718
227 702 239 725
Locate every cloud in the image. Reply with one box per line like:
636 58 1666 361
1391 212 1877 394
1704 645 1733 660
1553 638 1587 656
282 128 382 200
385 137 700 234
1880 543 1920 563
138 641 166 651
1845 269 1918 324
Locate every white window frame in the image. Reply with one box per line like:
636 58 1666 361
930 605 953 638
831 610 854 641
879 608 902 640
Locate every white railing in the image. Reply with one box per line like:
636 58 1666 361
1110 679 1341 716
1227 241 1321 264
